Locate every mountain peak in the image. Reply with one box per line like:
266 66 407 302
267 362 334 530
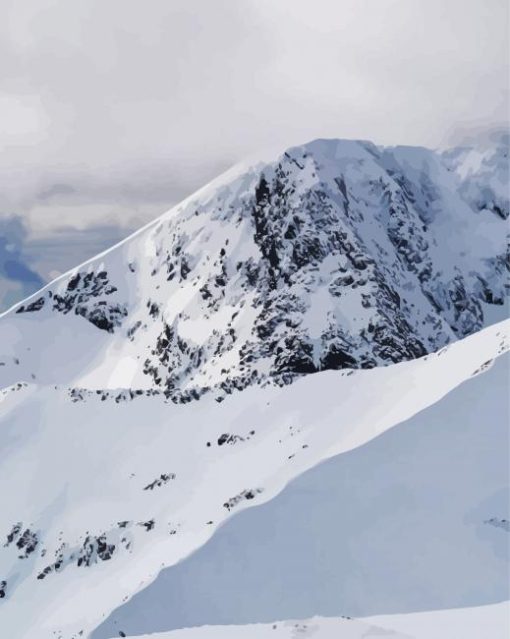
0 137 507 403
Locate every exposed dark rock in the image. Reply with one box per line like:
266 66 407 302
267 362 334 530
223 488 264 511
16 297 45 313
143 473 176 490
4 522 22 547
138 519 155 532
16 528 39 559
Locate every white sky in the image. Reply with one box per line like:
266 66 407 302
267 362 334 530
0 0 508 235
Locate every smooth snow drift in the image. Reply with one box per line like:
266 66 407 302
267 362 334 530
93 352 509 637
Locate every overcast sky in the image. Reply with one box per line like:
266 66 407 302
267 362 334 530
0 0 508 242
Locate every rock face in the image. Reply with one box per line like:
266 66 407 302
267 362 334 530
2 137 508 401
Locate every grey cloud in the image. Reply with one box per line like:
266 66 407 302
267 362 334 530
24 224 134 279
0 215 44 310
442 125 510 150
0 0 508 235
0 213 137 312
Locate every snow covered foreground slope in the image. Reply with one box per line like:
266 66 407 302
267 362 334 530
116 615 412 638
0 319 508 638
94 349 509 637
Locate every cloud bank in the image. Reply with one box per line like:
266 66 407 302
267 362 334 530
0 0 507 233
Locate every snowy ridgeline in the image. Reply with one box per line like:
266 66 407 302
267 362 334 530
0 319 508 639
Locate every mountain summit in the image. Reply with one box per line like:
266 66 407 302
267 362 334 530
1 137 508 402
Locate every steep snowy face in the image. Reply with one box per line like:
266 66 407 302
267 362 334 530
1 138 508 401
442 132 509 223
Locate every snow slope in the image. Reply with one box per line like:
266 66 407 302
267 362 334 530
109 602 510 639
442 131 509 223
0 320 508 639
93 351 509 637
366 601 510 639
114 615 411 638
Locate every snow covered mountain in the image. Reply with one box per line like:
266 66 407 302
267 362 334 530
0 136 508 638
0 137 508 402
